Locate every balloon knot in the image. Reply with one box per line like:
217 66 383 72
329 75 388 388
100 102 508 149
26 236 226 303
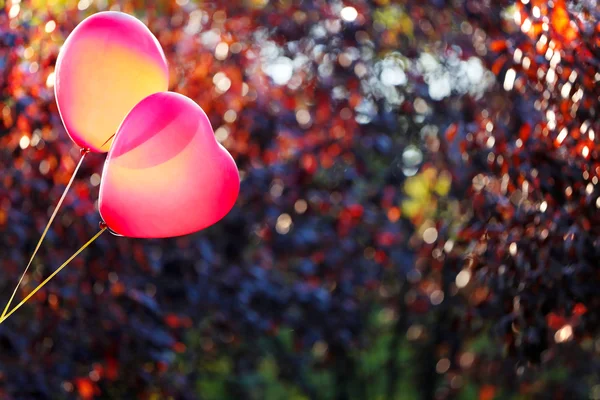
80 148 90 156
99 221 108 230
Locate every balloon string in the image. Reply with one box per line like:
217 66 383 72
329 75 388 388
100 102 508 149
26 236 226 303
0 228 106 324
100 134 115 150
0 151 88 320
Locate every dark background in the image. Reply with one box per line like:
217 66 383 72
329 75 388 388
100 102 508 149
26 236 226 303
1 0 599 399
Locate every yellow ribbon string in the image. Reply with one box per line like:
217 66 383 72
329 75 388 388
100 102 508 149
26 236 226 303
1 152 87 320
0 228 106 324
100 134 115 150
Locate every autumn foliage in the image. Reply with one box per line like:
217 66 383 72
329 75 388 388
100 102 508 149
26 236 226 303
0 0 599 399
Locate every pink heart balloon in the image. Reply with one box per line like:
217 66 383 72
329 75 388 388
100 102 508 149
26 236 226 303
98 92 240 238
55 11 169 153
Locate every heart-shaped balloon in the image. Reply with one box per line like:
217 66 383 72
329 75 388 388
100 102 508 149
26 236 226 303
55 11 169 153
98 92 240 238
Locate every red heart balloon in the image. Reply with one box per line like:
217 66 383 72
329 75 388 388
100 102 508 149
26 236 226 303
98 92 240 238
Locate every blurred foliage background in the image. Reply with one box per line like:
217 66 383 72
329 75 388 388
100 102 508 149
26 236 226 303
1 0 600 399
